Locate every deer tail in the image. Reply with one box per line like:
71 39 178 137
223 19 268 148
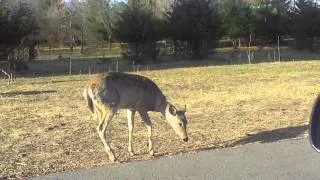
83 88 94 113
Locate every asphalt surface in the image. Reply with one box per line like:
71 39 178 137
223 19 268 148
34 139 320 180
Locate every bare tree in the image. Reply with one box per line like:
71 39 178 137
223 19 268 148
95 0 124 51
69 0 89 54
37 0 68 47
0 0 38 61
247 33 252 64
97 0 113 51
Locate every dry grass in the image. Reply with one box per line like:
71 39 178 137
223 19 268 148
1 61 319 178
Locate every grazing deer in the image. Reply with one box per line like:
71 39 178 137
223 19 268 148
83 72 188 162
0 61 15 85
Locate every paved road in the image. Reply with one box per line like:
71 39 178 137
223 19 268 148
35 139 320 180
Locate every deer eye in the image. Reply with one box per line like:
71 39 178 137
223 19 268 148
169 105 177 116
178 123 183 127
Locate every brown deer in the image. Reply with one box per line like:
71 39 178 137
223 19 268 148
83 72 188 162
0 61 15 85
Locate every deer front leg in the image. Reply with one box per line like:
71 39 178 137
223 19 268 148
7 73 12 85
127 109 136 156
10 72 13 83
97 107 116 162
139 111 154 156
96 107 104 132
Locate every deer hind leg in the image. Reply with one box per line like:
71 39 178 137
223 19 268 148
9 73 12 84
96 104 116 162
127 109 136 156
7 74 10 85
139 111 154 156
1 70 11 85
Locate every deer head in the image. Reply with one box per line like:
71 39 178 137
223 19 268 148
165 103 188 142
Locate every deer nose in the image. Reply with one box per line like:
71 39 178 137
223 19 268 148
183 137 189 142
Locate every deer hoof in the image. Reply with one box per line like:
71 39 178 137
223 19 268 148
108 154 116 163
129 151 135 156
149 149 154 156
109 157 116 163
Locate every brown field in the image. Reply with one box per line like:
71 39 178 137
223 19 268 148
1 60 320 178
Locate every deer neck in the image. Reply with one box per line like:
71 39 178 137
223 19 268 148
159 100 168 117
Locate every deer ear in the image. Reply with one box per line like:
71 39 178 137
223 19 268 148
168 105 177 116
182 104 187 112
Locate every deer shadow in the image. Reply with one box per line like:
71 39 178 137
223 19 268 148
29 79 84 85
148 124 309 160
229 124 308 147
0 90 57 97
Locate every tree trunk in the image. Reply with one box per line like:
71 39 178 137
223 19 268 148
203 40 211 57
173 40 177 56
309 37 314 52
108 34 112 52
81 30 84 54
135 42 139 63
152 41 157 60
232 39 236 49
247 33 252 64
192 39 200 58
277 36 281 62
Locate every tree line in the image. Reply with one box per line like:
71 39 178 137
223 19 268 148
0 0 320 63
